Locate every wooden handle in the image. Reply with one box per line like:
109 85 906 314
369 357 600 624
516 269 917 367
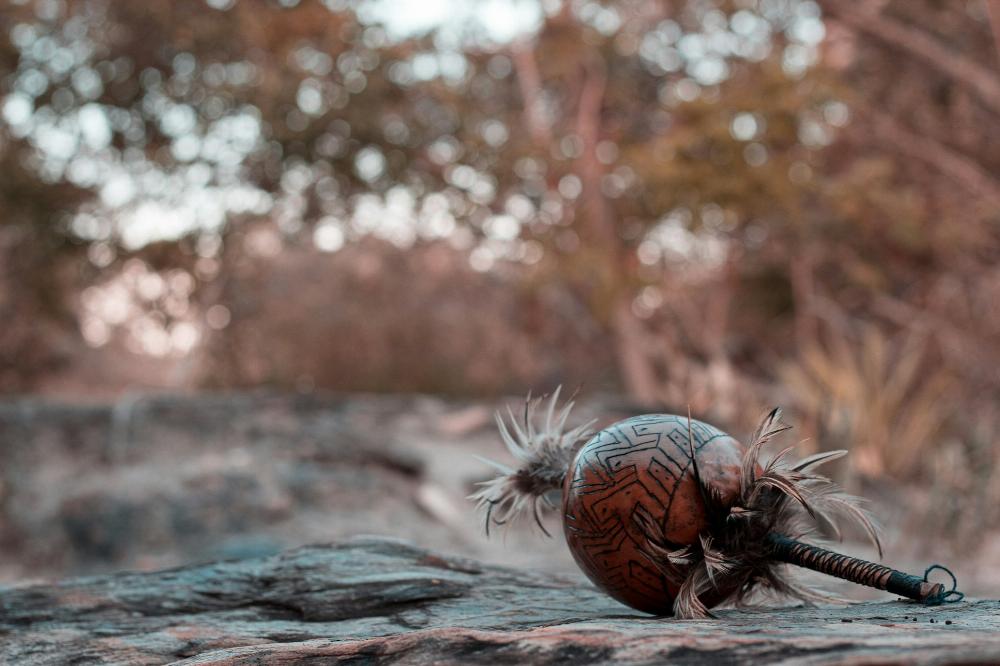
765 533 947 603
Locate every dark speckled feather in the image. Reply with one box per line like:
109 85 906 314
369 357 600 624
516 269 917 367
671 408 881 618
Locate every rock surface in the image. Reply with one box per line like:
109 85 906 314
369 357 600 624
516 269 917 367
1 537 997 665
0 392 590 583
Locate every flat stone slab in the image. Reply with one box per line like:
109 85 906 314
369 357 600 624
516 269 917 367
1 537 996 665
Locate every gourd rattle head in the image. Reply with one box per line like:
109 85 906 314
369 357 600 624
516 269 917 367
562 414 745 614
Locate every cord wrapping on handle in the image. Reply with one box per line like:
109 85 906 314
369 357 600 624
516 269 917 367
766 533 964 604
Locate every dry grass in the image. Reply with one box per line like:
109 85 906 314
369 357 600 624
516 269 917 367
779 325 953 479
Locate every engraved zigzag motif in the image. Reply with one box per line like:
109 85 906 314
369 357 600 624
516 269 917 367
563 415 731 610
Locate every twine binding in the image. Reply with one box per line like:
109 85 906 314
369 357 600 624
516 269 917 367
921 564 964 605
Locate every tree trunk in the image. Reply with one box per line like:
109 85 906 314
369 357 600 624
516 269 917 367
986 0 1000 66
611 296 661 406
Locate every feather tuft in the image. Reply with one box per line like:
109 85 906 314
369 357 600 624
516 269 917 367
649 407 885 619
470 387 595 537
674 563 714 619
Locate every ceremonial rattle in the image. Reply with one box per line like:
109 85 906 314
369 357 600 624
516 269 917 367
472 390 963 617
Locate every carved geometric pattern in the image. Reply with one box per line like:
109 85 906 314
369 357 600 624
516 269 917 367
562 414 741 614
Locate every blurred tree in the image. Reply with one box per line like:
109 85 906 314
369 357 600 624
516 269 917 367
0 1 91 389
815 0 1000 382
1 0 998 434
1 0 835 399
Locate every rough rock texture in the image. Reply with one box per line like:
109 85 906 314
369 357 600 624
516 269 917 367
0 392 602 583
1 537 997 665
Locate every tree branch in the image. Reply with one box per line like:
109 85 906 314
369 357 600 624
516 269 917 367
511 40 551 145
821 0 1000 115
850 102 1000 205
987 0 1000 66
